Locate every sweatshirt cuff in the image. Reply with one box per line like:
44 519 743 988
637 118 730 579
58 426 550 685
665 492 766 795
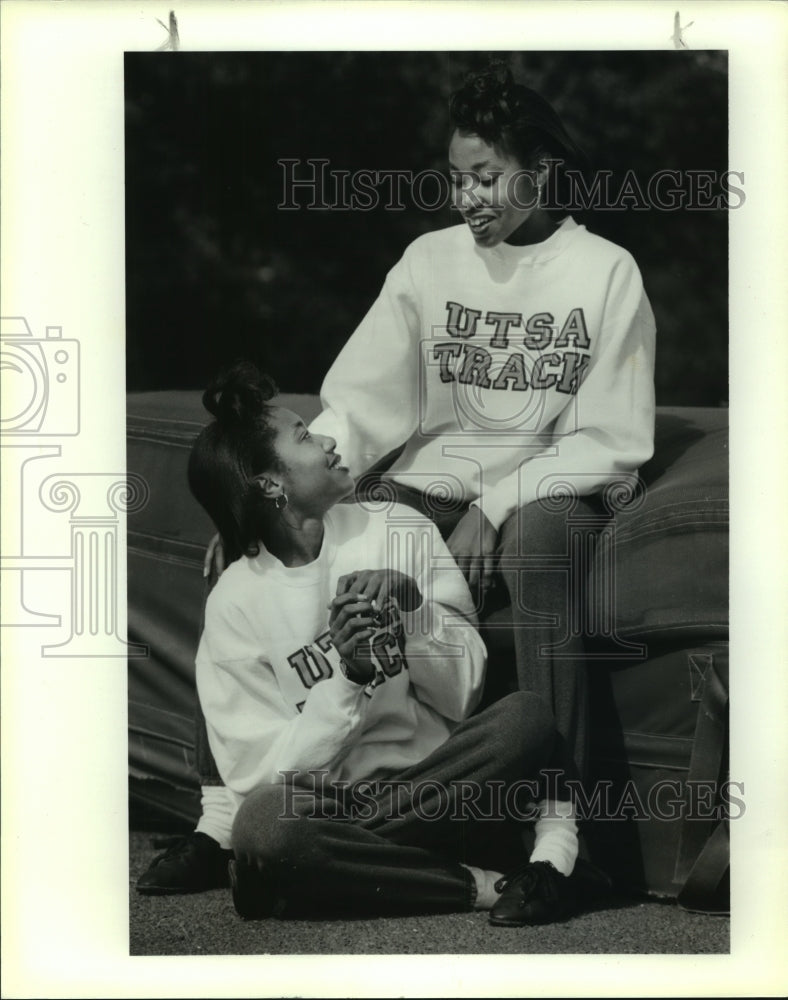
322 644 377 702
318 667 377 715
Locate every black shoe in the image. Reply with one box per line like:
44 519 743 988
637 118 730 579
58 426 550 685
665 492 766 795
136 831 233 895
229 858 288 920
489 858 612 927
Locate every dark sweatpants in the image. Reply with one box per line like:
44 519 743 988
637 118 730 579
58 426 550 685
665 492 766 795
231 691 562 917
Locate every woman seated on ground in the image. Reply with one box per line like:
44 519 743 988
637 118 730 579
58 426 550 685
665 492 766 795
186 360 608 924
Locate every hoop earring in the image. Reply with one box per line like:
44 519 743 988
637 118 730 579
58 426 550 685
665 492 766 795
274 493 288 511
536 182 544 208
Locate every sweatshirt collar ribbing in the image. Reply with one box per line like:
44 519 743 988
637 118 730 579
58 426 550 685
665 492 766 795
253 511 338 584
488 215 579 266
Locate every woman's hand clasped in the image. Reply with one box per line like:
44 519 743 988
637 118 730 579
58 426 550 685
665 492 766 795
328 569 422 684
328 592 379 684
334 568 422 613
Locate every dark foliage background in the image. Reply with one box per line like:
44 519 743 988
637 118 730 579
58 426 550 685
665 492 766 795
125 51 728 405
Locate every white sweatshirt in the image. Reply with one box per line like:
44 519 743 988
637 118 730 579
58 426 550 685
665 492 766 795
195 503 486 809
310 217 656 531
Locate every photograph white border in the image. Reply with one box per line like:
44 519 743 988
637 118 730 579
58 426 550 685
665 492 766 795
2 1 787 996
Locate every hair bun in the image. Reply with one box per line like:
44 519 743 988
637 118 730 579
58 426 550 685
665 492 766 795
469 61 514 97
451 63 519 137
202 360 278 427
450 61 589 178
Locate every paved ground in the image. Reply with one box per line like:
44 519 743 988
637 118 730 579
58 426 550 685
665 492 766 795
129 831 730 956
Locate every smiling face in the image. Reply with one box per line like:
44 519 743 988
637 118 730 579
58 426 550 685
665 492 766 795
448 130 549 248
262 407 354 514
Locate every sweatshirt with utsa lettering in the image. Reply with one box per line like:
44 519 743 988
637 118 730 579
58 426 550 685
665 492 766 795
310 217 656 531
195 502 486 813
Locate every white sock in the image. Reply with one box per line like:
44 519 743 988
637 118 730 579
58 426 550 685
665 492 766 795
528 799 579 877
462 864 504 910
194 784 235 850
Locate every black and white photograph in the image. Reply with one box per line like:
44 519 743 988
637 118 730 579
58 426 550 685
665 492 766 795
126 46 733 952
2 2 787 997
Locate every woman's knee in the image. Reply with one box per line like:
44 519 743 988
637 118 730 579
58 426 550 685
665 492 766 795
232 783 316 860
488 690 557 757
231 782 341 866
231 784 284 859
499 496 605 557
